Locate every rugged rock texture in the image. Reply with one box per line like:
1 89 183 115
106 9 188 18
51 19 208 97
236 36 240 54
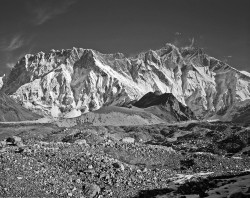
0 92 41 122
231 101 250 124
1 121 250 197
134 92 196 121
2 44 250 118
208 99 250 123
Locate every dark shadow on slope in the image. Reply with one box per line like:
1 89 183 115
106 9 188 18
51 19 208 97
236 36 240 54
133 92 196 122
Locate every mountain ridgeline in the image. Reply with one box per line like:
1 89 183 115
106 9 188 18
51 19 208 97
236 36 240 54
1 43 250 121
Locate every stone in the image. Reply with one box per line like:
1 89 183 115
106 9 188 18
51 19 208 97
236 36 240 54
6 136 24 147
122 137 135 144
82 183 100 198
112 162 124 171
75 139 87 145
0 141 6 148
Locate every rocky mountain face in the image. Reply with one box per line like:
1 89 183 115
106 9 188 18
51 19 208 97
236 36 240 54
133 92 196 121
2 44 250 119
0 92 41 122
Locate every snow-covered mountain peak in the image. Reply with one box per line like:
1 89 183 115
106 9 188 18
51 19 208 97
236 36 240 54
2 44 250 119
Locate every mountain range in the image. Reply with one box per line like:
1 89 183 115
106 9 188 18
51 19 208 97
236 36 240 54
1 43 250 122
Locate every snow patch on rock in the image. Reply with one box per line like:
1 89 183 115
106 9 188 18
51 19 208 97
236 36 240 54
0 74 5 90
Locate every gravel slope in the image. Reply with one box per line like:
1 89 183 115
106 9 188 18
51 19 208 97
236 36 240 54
0 121 250 197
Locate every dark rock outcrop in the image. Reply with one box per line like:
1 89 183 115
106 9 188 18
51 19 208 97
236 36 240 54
134 92 196 121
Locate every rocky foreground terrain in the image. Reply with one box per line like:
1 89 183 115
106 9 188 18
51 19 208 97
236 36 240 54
0 120 250 198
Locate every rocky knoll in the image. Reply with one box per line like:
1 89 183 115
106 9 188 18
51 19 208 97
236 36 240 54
56 92 196 127
2 44 250 118
133 91 196 121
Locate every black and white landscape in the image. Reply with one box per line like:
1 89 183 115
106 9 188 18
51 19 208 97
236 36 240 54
0 0 250 197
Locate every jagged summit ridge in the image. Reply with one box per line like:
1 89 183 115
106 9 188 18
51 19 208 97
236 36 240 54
2 44 250 118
